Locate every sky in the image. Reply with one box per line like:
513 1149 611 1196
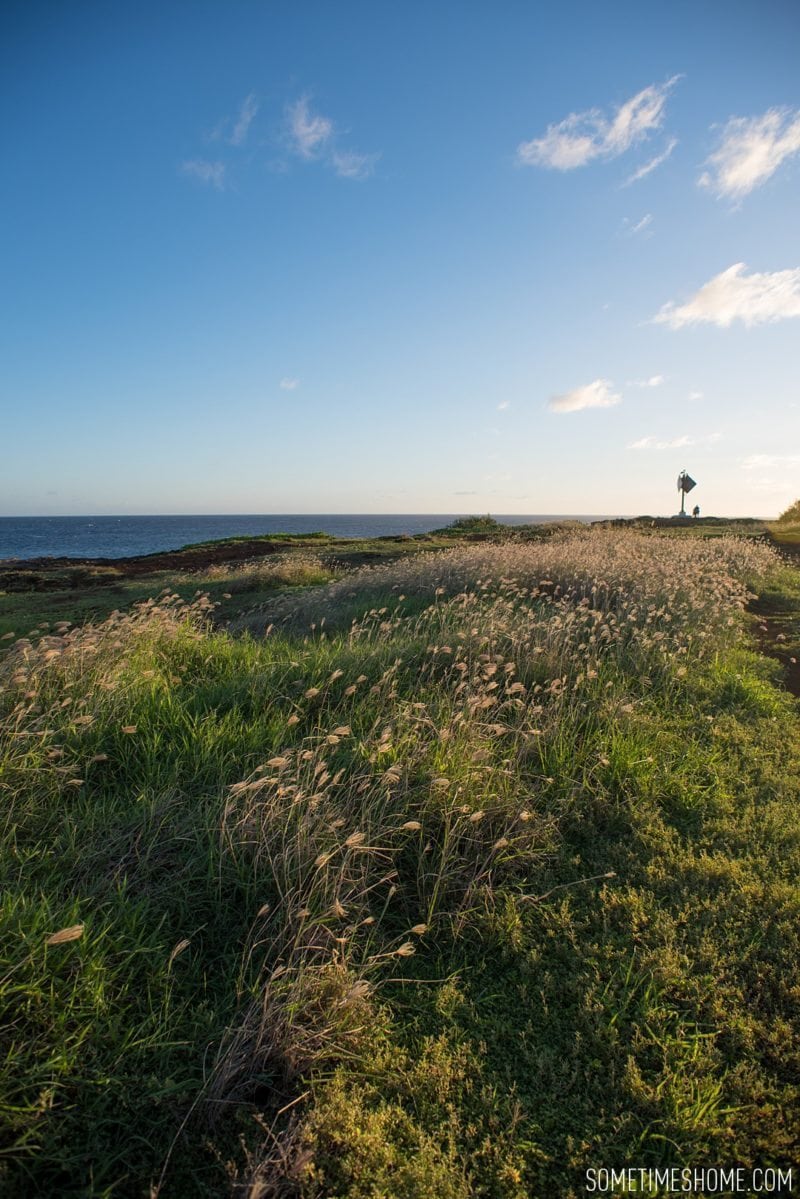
2 0 799 518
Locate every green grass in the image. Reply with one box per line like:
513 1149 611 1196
1 529 799 1196
0 552 347 641
767 498 800 549
775 499 800 526
0 535 461 641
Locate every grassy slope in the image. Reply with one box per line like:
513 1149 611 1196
770 509 800 548
0 523 581 642
1 530 799 1197
0 538 450 642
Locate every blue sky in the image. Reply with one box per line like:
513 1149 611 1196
2 0 799 517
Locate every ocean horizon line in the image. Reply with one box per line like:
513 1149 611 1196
0 512 629 521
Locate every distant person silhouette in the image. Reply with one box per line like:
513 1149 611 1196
692 505 700 518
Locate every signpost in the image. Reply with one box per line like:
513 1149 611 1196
677 470 696 517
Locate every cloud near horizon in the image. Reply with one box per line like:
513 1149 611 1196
742 453 800 471
628 434 693 450
629 431 721 450
518 77 679 170
549 378 622 414
654 263 800 328
700 108 800 200
741 453 800 500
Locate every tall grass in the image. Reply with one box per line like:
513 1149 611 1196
1 529 797 1196
772 497 800 545
776 498 800 525
199 551 336 594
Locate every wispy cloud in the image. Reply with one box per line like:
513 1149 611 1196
549 378 622 414
623 136 678 185
742 453 800 471
629 431 721 450
181 159 226 189
280 377 300 391
654 263 800 329
287 96 334 159
230 92 259 146
741 453 800 500
699 108 800 200
518 77 680 170
628 434 693 450
688 391 704 401
331 149 377 180
185 96 257 188
622 213 653 237
629 374 665 387
497 400 511 411
285 96 376 179
208 93 259 146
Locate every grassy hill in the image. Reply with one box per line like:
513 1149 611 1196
2 523 799 1195
770 499 800 548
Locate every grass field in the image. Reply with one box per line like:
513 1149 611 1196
2 522 799 1196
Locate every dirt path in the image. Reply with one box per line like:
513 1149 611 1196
751 537 800 697
751 603 800 697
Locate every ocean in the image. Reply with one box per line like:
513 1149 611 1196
0 514 619 562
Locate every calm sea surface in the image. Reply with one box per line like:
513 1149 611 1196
0 515 620 562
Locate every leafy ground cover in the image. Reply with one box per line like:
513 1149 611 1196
1 527 799 1196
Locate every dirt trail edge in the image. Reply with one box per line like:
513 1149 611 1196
751 539 800 698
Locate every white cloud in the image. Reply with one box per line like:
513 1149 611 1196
548 378 622 414
623 137 678 185
628 434 693 450
699 108 800 200
497 400 510 411
654 263 800 329
280 377 300 391
208 93 259 146
629 374 665 388
629 431 721 450
181 159 226 189
742 454 800 471
287 96 334 159
688 390 704 401
518 77 679 170
230 92 259 146
285 97 375 179
741 454 800 502
623 213 653 236
331 149 377 180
